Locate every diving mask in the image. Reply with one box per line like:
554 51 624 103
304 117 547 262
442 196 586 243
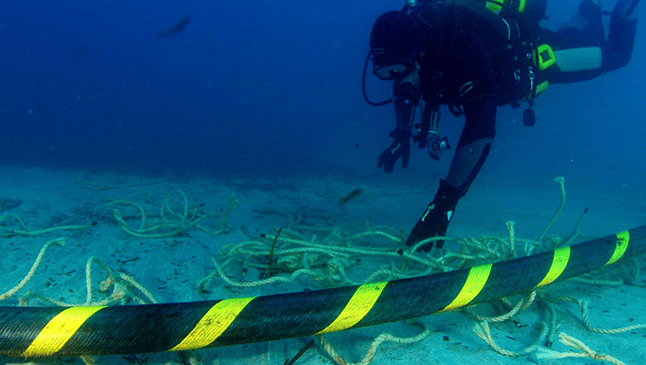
371 48 416 80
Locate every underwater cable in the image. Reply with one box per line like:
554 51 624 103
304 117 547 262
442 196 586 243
0 225 644 357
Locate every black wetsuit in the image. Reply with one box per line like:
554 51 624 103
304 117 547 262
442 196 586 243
396 0 638 194
388 0 638 249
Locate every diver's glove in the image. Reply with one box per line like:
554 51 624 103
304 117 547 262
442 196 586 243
377 128 411 173
406 180 461 252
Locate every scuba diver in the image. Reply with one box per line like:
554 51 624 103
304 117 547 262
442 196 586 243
365 0 639 252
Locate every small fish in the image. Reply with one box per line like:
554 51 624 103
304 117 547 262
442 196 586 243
156 14 192 39
338 188 362 206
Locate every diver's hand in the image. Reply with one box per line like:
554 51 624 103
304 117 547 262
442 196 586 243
377 128 411 173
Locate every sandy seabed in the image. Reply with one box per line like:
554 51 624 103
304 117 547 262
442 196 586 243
1 166 645 365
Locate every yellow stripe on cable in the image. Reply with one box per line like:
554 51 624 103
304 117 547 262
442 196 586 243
441 264 492 312
23 306 105 357
605 231 629 266
317 281 387 334
536 246 570 287
171 297 255 351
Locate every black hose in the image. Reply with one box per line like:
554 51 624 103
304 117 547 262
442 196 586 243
362 52 392 107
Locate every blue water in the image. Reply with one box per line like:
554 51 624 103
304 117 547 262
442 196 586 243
1 0 644 190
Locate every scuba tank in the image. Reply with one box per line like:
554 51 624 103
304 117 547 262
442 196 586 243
405 0 547 24
481 0 547 24
365 0 556 128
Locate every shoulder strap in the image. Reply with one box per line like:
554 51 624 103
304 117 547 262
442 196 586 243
452 0 522 41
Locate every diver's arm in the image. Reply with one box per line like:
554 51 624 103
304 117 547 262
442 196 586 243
605 0 639 72
543 0 639 84
377 75 421 173
393 74 421 131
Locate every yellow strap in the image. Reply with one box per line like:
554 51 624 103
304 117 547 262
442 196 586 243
317 282 387 334
537 44 556 70
442 264 492 312
24 306 105 357
486 0 503 13
535 80 549 95
171 297 254 351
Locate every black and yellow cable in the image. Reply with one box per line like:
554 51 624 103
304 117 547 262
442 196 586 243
1 226 644 358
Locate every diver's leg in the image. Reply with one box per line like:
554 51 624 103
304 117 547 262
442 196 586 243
405 99 495 251
605 0 639 72
444 138 492 193
445 98 496 193
558 0 605 46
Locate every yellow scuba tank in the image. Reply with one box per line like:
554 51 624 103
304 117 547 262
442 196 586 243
487 0 543 19
482 0 547 23
485 0 527 13
523 42 555 126
404 0 555 125
406 0 547 23
532 43 555 96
